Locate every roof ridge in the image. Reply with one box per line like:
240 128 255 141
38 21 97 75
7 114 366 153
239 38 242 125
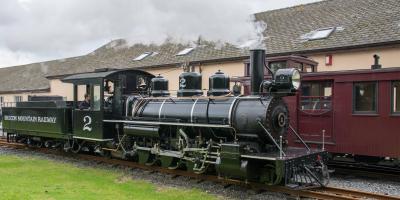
0 54 87 69
254 0 329 16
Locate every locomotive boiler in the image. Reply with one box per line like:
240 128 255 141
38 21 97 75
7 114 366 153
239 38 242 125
125 50 299 150
2 49 329 188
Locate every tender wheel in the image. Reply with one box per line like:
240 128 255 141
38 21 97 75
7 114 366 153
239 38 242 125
36 141 43 148
44 141 52 148
71 140 82 154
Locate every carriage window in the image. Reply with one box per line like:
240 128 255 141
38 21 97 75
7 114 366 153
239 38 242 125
93 85 101 111
291 62 303 71
303 64 315 72
269 61 287 74
392 81 400 113
300 81 332 111
353 82 377 113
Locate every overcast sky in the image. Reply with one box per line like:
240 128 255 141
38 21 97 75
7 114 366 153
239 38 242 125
0 0 321 67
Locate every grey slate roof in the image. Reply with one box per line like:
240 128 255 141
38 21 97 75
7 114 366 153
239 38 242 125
0 64 50 94
43 39 247 78
0 39 247 93
255 0 400 55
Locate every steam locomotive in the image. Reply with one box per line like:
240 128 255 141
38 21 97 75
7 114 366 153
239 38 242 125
1 49 329 188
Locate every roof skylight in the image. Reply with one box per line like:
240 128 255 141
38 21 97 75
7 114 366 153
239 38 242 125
133 52 152 61
302 27 335 41
176 47 194 56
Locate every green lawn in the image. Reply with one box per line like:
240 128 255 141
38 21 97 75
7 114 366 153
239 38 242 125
0 155 217 200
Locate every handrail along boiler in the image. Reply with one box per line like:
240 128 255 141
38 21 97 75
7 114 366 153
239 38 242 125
1 49 329 188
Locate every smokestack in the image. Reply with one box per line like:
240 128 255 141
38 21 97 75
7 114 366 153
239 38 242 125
250 49 266 95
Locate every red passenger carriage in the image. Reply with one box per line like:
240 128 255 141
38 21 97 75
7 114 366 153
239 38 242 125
234 56 400 167
292 67 400 160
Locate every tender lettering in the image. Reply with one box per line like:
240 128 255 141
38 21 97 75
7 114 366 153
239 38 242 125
3 115 56 124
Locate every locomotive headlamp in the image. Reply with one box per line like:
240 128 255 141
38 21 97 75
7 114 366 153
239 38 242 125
291 69 301 90
273 68 302 92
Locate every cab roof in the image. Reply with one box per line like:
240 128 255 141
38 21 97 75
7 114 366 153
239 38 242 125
62 68 154 84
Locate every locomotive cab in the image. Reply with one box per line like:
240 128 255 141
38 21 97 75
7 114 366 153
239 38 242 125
62 68 154 141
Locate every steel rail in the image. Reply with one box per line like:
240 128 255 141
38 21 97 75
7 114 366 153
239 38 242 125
0 139 399 200
330 161 400 183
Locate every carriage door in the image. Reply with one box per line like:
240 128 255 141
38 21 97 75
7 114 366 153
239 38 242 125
298 81 334 144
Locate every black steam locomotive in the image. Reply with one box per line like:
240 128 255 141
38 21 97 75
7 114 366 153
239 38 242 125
2 49 329 188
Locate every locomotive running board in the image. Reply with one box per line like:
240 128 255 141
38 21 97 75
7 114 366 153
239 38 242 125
72 136 114 142
103 120 232 129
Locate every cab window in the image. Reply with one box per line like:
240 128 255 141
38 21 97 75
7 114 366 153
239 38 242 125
76 84 89 109
93 85 101 111
103 80 114 111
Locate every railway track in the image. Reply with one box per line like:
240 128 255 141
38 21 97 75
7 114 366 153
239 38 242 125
330 161 400 182
0 138 399 200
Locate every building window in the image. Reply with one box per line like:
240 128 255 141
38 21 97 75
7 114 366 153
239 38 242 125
133 52 151 61
392 81 400 114
176 47 194 56
301 27 335 41
132 52 158 61
244 63 250 76
14 96 23 102
300 81 332 111
353 82 377 113
0 96 3 107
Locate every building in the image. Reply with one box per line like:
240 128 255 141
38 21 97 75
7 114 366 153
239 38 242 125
0 0 399 103
255 0 400 71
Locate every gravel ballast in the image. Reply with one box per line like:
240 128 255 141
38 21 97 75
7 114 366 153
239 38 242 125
329 174 400 196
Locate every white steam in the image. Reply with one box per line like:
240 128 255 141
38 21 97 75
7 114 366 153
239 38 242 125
0 0 321 67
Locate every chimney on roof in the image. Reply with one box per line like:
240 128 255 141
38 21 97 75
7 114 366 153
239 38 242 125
371 54 382 70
